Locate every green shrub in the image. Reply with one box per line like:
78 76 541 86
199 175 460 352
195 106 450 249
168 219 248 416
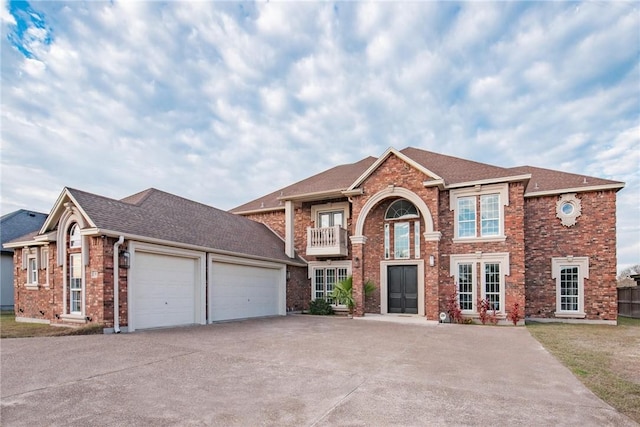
309 298 334 315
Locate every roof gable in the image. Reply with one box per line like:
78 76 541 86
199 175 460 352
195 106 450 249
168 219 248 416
38 187 297 263
347 148 443 191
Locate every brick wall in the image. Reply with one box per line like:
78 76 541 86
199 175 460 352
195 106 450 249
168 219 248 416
351 153 441 318
13 236 129 328
524 190 618 320
437 182 527 319
286 265 310 312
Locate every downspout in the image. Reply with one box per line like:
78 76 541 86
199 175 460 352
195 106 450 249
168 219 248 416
113 236 124 333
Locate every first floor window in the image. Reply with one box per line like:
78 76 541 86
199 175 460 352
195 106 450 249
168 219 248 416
560 266 579 312
314 267 348 304
458 263 473 311
69 253 82 314
394 222 410 259
28 256 38 284
450 253 509 314
552 257 588 316
484 263 501 311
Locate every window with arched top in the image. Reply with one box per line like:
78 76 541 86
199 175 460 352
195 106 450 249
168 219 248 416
384 199 421 260
69 224 81 248
385 199 419 220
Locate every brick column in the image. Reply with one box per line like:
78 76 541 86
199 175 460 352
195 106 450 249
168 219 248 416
350 236 367 317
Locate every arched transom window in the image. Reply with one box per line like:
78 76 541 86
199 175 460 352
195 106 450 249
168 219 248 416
69 223 81 248
384 199 421 260
385 199 419 220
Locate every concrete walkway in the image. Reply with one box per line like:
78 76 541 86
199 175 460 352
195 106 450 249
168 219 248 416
1 315 636 426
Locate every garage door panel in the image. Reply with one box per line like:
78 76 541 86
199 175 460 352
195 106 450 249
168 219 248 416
132 252 197 330
210 262 282 322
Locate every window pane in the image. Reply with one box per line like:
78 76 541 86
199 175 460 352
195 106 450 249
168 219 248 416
333 212 343 227
384 224 390 259
70 224 81 248
326 269 336 304
481 194 499 236
315 269 324 300
458 263 473 311
414 221 420 259
69 253 82 314
458 197 476 238
394 222 410 259
385 199 419 220
484 263 500 311
29 258 37 283
560 266 579 311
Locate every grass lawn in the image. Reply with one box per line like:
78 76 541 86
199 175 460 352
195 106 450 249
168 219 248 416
0 311 103 339
527 317 640 424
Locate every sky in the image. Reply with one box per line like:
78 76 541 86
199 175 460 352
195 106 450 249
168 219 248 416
1 1 638 272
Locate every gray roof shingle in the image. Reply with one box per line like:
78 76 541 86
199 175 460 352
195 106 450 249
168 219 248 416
1 210 48 252
65 188 299 264
232 146 624 213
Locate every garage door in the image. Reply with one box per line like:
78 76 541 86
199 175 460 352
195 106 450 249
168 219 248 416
132 252 197 330
210 262 283 322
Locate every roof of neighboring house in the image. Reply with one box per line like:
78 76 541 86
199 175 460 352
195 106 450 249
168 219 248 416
231 146 625 213
7 188 303 265
0 210 48 252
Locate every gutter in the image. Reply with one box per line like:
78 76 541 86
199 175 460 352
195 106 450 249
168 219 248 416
113 236 124 333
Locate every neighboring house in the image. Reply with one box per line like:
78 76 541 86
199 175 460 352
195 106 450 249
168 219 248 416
232 147 625 324
4 188 305 332
0 210 47 310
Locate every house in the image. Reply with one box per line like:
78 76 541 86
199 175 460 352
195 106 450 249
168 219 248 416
1 210 48 310
6 146 625 330
232 147 625 324
4 188 306 332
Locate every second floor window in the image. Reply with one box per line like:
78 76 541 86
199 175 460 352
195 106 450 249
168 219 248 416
450 184 508 241
319 211 344 228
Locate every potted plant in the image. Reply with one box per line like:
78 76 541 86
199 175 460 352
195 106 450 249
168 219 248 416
330 276 376 317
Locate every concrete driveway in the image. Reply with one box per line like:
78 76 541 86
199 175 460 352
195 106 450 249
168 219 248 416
1 315 635 426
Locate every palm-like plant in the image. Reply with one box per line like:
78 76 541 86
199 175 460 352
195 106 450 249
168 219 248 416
330 276 376 314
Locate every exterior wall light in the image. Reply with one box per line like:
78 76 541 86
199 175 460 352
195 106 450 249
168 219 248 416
429 255 435 267
119 250 130 269
353 257 360 268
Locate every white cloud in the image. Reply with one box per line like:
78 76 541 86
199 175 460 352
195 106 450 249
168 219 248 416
1 1 638 269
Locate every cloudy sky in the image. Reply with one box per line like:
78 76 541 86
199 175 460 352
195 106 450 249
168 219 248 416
1 1 638 271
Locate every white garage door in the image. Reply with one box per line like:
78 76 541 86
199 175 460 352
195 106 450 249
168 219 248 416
132 252 197 330
210 262 283 322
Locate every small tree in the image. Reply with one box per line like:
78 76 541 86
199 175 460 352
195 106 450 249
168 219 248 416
617 264 640 288
507 302 522 326
330 276 375 315
477 298 498 325
444 284 463 324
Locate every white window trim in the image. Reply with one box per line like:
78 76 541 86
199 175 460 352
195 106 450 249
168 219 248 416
308 260 352 306
450 183 509 243
27 252 38 289
450 252 510 314
453 261 476 314
311 202 350 228
40 247 49 287
552 256 588 318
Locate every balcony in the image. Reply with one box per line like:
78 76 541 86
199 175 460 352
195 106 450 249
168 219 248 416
306 226 348 257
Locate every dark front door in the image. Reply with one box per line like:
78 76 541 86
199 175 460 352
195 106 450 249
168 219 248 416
388 265 418 314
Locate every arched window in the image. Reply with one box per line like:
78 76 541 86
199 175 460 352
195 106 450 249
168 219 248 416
385 199 419 220
384 199 421 260
67 223 83 315
69 224 81 248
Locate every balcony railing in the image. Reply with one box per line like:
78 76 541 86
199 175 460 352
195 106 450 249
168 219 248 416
306 226 348 257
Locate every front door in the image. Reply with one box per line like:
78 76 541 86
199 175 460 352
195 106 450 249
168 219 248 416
388 265 418 314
